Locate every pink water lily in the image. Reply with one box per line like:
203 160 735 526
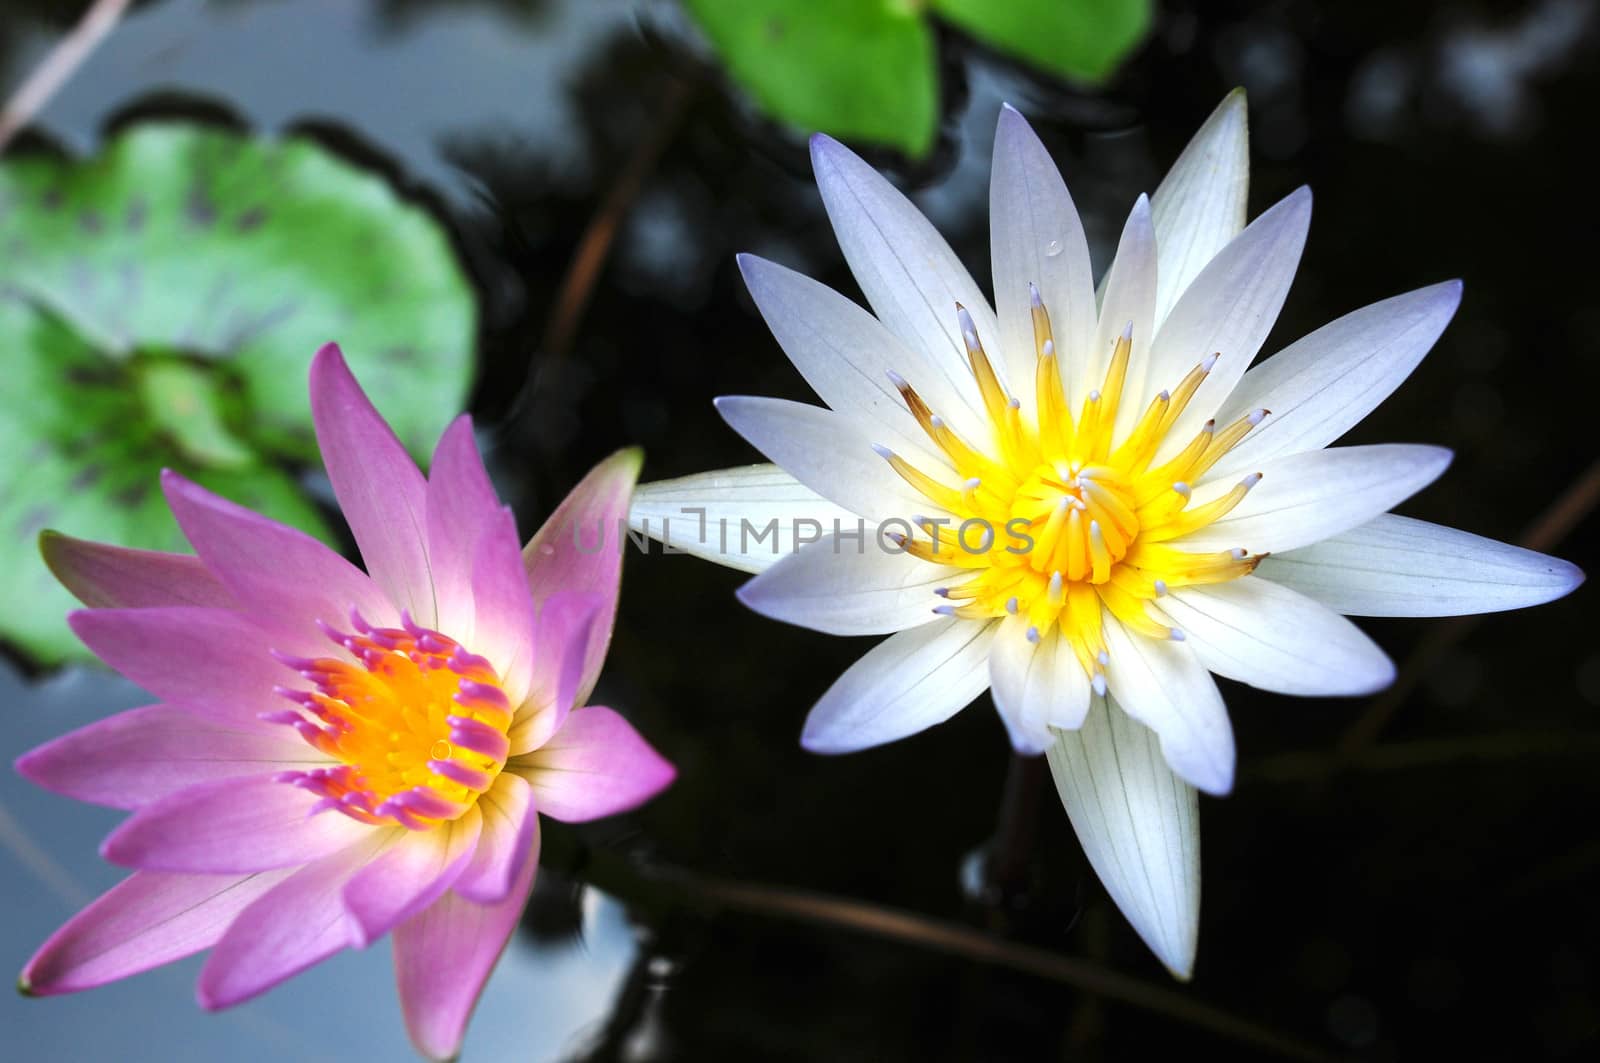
16 343 674 1060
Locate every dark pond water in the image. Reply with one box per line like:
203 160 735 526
2 1 1597 1060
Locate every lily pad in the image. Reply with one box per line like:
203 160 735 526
929 0 1151 84
685 0 938 158
0 123 477 665
684 0 1150 158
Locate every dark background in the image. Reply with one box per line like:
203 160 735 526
1 1 1596 1060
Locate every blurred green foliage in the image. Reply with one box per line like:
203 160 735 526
684 0 1151 157
0 123 477 665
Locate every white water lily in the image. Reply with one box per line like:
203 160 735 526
630 91 1582 977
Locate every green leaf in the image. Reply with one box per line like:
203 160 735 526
0 123 477 665
929 0 1152 83
685 0 938 157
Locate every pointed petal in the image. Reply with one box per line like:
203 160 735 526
509 589 603 755
15 704 322 811
1150 89 1250 327
989 616 1091 754
1163 576 1395 696
309 343 436 625
737 254 961 471
1179 444 1453 555
513 705 675 823
342 810 481 946
1046 697 1200 979
522 447 642 706
470 507 538 706
393 822 540 1062
810 133 1006 428
68 606 288 730
40 532 233 610
1148 187 1312 458
425 416 503 640
628 465 855 573
1209 281 1464 477
801 619 997 753
100 773 374 873
161 471 394 653
1102 618 1234 795
736 534 961 636
990 104 1095 410
715 396 936 523
1091 196 1157 438
19 869 294 996
1257 513 1585 617
196 836 384 1009
452 773 537 904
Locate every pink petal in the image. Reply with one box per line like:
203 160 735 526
424 415 503 640
471 507 538 706
452 772 536 904
309 343 436 626
40 531 234 610
69 606 289 731
101 773 374 873
20 869 294 996
196 836 384 1009
508 590 603 755
515 705 675 823
521 448 642 705
15 704 323 811
162 471 395 653
393 821 541 1061
341 809 481 946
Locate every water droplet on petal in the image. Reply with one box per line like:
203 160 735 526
1044 239 1063 257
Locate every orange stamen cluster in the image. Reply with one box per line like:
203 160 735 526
268 611 511 831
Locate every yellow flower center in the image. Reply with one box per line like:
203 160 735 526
269 613 511 831
880 287 1267 687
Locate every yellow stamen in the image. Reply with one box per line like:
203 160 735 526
876 292 1269 687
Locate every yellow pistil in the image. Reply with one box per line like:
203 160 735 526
877 291 1269 682
270 614 512 831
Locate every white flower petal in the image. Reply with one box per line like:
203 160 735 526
737 253 962 472
737 534 961 636
990 616 1091 754
1047 696 1200 979
1180 444 1453 555
1257 513 1585 617
990 104 1096 413
1150 89 1250 328
1162 576 1395 696
1102 616 1235 795
802 619 996 753
810 134 1004 436
715 396 937 524
1091 195 1158 438
1148 187 1312 460
627 464 854 573
1208 281 1464 478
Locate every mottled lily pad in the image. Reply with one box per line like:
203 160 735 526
685 0 1151 158
0 123 477 664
